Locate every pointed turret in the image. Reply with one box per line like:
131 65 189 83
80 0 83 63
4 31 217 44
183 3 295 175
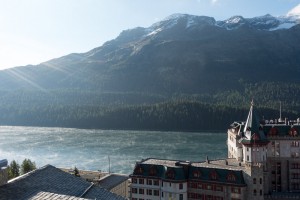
242 100 268 144
241 101 269 164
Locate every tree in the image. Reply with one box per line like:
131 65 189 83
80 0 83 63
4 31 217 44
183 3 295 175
74 166 80 177
21 159 36 174
7 160 20 179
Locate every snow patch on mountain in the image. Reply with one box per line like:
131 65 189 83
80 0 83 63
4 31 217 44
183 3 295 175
269 22 296 31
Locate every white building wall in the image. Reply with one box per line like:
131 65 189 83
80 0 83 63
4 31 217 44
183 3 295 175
161 181 187 200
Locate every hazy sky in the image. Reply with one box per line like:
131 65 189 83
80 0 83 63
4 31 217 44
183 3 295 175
0 0 299 70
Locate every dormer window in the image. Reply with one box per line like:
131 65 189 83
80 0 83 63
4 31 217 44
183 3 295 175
252 133 260 141
227 172 236 182
134 165 143 175
289 127 298 137
149 166 157 176
268 127 278 136
210 170 218 180
193 170 201 178
166 169 175 179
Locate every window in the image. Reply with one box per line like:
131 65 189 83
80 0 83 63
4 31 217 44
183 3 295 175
162 192 164 197
139 188 144 194
179 183 183 189
231 187 241 194
253 189 257 196
134 166 143 175
197 183 203 189
227 173 236 182
215 185 223 191
189 182 197 188
179 194 183 200
210 170 218 180
247 148 249 152
154 190 159 196
147 179 152 185
193 170 201 178
139 179 144 184
132 188 137 194
146 189 152 195
166 169 175 179
247 155 249 161
260 178 262 184
132 178 137 184
292 141 300 147
253 178 256 184
149 166 157 176
132 198 137 200
260 189 262 196
206 195 213 200
153 180 159 186
206 185 212 190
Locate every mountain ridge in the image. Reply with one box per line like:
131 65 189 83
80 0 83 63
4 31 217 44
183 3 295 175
0 11 300 129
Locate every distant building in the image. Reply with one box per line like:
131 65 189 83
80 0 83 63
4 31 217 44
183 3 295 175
60 167 129 198
130 101 300 200
0 164 126 200
0 159 8 187
97 173 129 198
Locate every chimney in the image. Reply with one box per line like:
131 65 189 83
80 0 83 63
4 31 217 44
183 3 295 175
206 156 210 164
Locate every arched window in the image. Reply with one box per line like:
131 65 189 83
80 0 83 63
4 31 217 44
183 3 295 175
253 178 256 184
227 172 236 182
193 170 201 178
149 166 157 176
268 127 278 136
210 170 218 180
166 169 175 179
134 165 143 175
289 127 298 137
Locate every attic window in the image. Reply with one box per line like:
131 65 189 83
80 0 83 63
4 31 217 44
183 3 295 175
252 133 260 140
227 173 236 182
149 166 157 176
134 165 143 175
268 127 278 136
210 170 218 180
166 169 175 179
193 170 201 178
289 128 298 137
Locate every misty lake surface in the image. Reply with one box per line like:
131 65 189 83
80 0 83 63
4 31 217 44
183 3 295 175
0 126 227 174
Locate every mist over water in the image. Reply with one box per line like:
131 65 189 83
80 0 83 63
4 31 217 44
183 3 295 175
0 126 227 174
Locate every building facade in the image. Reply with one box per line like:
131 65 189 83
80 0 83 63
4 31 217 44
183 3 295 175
0 159 8 187
131 102 300 199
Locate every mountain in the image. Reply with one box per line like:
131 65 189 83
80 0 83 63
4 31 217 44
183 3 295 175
0 10 300 130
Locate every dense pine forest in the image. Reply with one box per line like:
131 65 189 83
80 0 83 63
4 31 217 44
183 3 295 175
0 82 299 131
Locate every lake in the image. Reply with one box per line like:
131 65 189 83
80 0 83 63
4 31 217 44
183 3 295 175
0 126 227 174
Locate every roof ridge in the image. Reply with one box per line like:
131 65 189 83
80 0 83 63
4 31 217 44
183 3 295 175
8 164 55 183
79 182 94 198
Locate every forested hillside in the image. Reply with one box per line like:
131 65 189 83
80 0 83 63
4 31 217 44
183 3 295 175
0 13 300 131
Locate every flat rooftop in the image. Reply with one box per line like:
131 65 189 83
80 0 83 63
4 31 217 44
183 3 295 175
140 158 245 171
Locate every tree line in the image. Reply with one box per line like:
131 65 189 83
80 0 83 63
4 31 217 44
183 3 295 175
7 159 36 180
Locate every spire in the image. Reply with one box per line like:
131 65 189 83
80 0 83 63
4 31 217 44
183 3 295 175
242 100 268 143
244 100 256 139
